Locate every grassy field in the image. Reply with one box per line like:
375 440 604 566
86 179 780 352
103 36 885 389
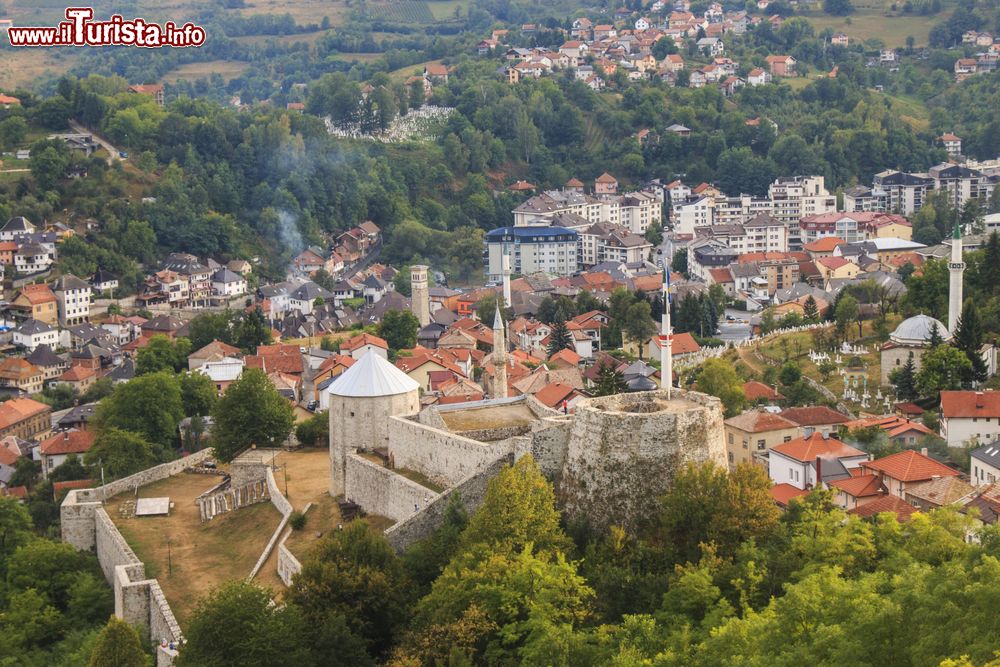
238 0 347 25
428 0 472 20
388 58 443 82
800 9 946 48
0 47 72 90
233 29 334 48
108 473 282 626
164 60 251 84
883 92 931 130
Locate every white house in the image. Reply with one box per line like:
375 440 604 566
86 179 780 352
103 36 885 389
14 244 54 274
768 432 869 490
211 267 247 298
289 281 333 315
13 319 58 352
940 390 1000 447
197 357 245 393
52 274 91 327
341 333 389 360
970 443 1000 486
38 430 94 478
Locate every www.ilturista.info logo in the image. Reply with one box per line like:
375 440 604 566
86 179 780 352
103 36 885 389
6 7 206 47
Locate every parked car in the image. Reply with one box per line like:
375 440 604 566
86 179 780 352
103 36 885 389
118 151 128 158
306 400 318 411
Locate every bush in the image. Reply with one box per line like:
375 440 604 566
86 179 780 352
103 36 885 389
289 511 307 531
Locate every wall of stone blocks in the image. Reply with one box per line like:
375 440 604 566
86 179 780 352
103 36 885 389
230 460 268 489
385 453 513 552
266 466 293 517
277 541 302 587
345 453 438 523
387 416 509 487
72 449 214 505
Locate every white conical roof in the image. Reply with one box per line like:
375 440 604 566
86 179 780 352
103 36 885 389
327 351 420 397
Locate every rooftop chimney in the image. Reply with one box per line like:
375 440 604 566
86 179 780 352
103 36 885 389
815 456 823 488
920 447 928 457
977 391 984 408
63 432 68 440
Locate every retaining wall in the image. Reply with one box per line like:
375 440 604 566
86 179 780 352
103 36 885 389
345 453 438 523
387 416 509 488
385 453 513 552
277 540 302 586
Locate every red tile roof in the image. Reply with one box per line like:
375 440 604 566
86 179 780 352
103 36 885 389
862 450 959 483
848 494 918 521
17 284 56 305
53 479 94 493
39 429 95 456
827 473 884 498
770 483 808 507
725 409 798 433
803 236 845 252
940 391 1000 418
0 398 51 431
742 380 784 402
772 432 866 463
708 268 734 283
0 486 27 499
341 333 389 352
817 256 852 270
548 348 582 367
779 406 851 427
534 382 578 408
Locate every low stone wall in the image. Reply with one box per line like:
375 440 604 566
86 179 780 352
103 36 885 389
266 466 293 517
385 453 513 552
197 479 269 521
387 416 510 488
345 453 438 523
277 539 302 587
230 460 268 489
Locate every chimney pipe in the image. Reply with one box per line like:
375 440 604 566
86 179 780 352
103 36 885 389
920 447 928 457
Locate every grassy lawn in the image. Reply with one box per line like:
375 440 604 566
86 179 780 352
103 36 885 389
164 60 250 84
388 58 443 83
284 494 394 562
107 473 282 627
428 0 471 20
800 9 947 48
883 92 931 130
0 48 72 90
237 0 347 25
233 30 334 48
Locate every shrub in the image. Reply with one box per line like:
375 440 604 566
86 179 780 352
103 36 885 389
289 511 307 531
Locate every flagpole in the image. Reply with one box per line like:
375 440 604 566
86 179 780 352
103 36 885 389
661 268 672 400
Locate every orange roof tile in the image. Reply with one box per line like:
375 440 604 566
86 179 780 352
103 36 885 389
341 333 389 352
779 406 851 427
772 432 866 463
770 483 809 507
941 391 1000 418
725 409 798 433
803 236 845 252
0 398 50 431
548 348 582 367
848 494 918 521
862 450 959 483
40 429 95 456
742 380 785 402
534 382 578 408
827 473 884 498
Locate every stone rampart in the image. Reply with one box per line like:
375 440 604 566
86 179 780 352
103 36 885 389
385 453 513 552
277 540 302 586
387 416 510 487
345 453 438 523
266 466 293 517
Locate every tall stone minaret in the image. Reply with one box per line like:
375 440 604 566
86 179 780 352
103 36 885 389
948 222 965 334
501 252 512 308
411 264 430 327
660 268 673 399
492 303 508 399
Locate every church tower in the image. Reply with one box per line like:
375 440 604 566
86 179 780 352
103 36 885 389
948 222 965 334
491 303 508 399
411 265 430 327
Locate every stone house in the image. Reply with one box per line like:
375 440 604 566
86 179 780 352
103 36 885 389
0 398 51 440
724 409 800 469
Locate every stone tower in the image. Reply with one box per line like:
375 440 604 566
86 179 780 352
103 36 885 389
411 265 430 328
491 303 508 399
948 222 965 334
328 352 420 496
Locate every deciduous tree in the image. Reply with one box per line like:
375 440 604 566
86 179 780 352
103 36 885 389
211 368 294 461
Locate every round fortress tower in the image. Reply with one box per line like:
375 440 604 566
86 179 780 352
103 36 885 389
327 352 420 496
558 389 726 533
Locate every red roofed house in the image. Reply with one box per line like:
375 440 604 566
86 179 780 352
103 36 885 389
534 382 582 411
769 432 869 490
765 55 796 77
770 482 809 508
742 380 785 404
803 236 845 260
547 348 582 369
940 390 1000 447
707 268 735 297
647 331 701 360
424 63 449 83
828 473 886 511
128 83 165 106
725 409 800 468
779 405 851 437
54 365 98 393
848 494 918 522
842 415 933 448
39 429 95 478
861 449 960 499
341 333 389 360
0 398 51 440
815 255 859 281
594 172 618 195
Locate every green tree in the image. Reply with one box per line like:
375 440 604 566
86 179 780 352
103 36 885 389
623 300 658 359
211 368 294 462
916 344 972 396
87 616 147 667
402 493 468 594
288 521 409 659
179 370 218 417
835 293 860 341
547 320 573 357
696 358 747 417
954 299 988 384
179 581 315 667
84 428 159 482
803 296 819 323
824 0 854 14
593 358 629 396
537 295 577 325
94 372 184 448
671 248 689 277
294 410 329 447
474 292 512 324
892 352 918 401
136 335 191 375
779 362 802 387
377 309 420 352
0 496 32 564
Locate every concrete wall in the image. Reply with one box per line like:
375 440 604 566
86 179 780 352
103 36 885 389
387 416 510 487
558 389 726 534
385 453 513 552
345 453 438 523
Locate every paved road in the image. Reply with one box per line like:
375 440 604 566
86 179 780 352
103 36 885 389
69 120 123 164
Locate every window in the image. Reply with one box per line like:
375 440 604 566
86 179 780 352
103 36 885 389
783 435 792 442
757 439 766 450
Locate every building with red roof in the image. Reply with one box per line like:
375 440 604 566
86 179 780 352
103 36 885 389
779 405 851 436
39 429 95 478
861 449 959 499
533 382 582 411
725 409 800 468
742 380 784 403
770 482 809 508
340 333 389 360
827 473 886 511
940 390 1000 447
848 494 918 522
841 415 933 448
769 432 869 490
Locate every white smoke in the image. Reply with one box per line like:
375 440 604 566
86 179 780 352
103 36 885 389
276 209 305 256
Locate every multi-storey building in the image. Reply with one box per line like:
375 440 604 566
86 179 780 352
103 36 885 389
52 274 91 327
161 252 213 307
512 188 661 234
843 185 889 212
928 163 994 209
872 170 934 215
485 226 579 280
768 176 837 249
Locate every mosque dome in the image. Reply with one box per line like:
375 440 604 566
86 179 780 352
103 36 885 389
327 351 419 397
889 314 952 347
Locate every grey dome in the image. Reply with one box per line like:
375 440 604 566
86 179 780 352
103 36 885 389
889 314 952 346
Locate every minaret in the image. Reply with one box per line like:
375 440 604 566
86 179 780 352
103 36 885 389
411 264 430 327
501 252 512 308
948 222 965 334
660 268 672 399
492 303 508 399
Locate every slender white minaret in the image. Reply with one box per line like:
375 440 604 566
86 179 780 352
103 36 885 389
501 252 512 308
948 221 965 334
660 268 672 399
492 303 508 399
